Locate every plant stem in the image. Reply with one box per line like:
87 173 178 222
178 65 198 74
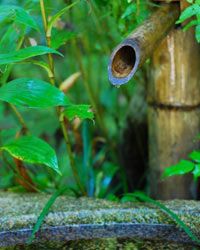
39 0 86 196
10 104 28 134
60 116 86 195
71 39 109 139
3 154 39 192
39 0 48 31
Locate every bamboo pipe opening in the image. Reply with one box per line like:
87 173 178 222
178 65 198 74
112 46 135 77
108 39 140 86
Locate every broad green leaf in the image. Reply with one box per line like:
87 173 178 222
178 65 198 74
0 78 70 108
51 30 76 49
176 4 200 24
193 164 200 179
162 160 194 178
0 46 62 65
195 24 200 42
47 1 79 37
189 150 200 162
0 5 39 31
63 104 94 121
0 25 20 75
1 136 61 174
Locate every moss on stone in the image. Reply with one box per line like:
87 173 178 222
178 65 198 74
0 192 200 249
1 192 198 231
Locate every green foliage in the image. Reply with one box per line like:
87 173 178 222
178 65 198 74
63 104 94 121
0 78 70 108
0 46 62 65
162 160 194 178
0 5 39 31
192 164 200 179
1 136 60 174
51 30 76 50
0 0 148 198
0 0 96 193
177 0 200 42
163 150 200 181
46 1 79 37
92 0 151 37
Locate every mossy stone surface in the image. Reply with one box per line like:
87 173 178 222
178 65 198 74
0 192 200 249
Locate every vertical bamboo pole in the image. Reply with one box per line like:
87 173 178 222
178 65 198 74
148 3 200 199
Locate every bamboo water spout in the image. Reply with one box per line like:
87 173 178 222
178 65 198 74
108 3 179 86
108 1 200 199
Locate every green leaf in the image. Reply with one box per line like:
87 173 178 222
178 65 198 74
47 1 79 37
0 78 70 108
0 5 39 31
0 46 62 65
189 150 200 162
176 4 200 24
51 30 76 49
162 160 194 178
63 104 94 121
195 24 200 42
193 164 200 179
0 25 19 53
1 136 61 174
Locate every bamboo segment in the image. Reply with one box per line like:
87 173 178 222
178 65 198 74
149 26 200 199
148 107 200 199
148 28 200 106
108 3 179 86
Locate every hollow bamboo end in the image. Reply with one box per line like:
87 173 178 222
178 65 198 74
108 39 140 86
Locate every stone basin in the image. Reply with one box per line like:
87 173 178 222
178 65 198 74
0 192 200 249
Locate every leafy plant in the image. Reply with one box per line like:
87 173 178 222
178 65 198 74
176 0 200 42
162 151 200 181
0 0 94 195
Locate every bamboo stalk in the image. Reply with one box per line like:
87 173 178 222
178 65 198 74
148 24 200 199
108 3 179 86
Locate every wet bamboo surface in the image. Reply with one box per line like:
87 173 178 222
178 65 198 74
148 26 200 199
148 28 200 106
149 107 200 199
108 3 179 85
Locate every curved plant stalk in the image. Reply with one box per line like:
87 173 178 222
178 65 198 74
10 104 28 134
39 0 86 196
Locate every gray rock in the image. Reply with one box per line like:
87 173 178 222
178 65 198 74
0 192 199 249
